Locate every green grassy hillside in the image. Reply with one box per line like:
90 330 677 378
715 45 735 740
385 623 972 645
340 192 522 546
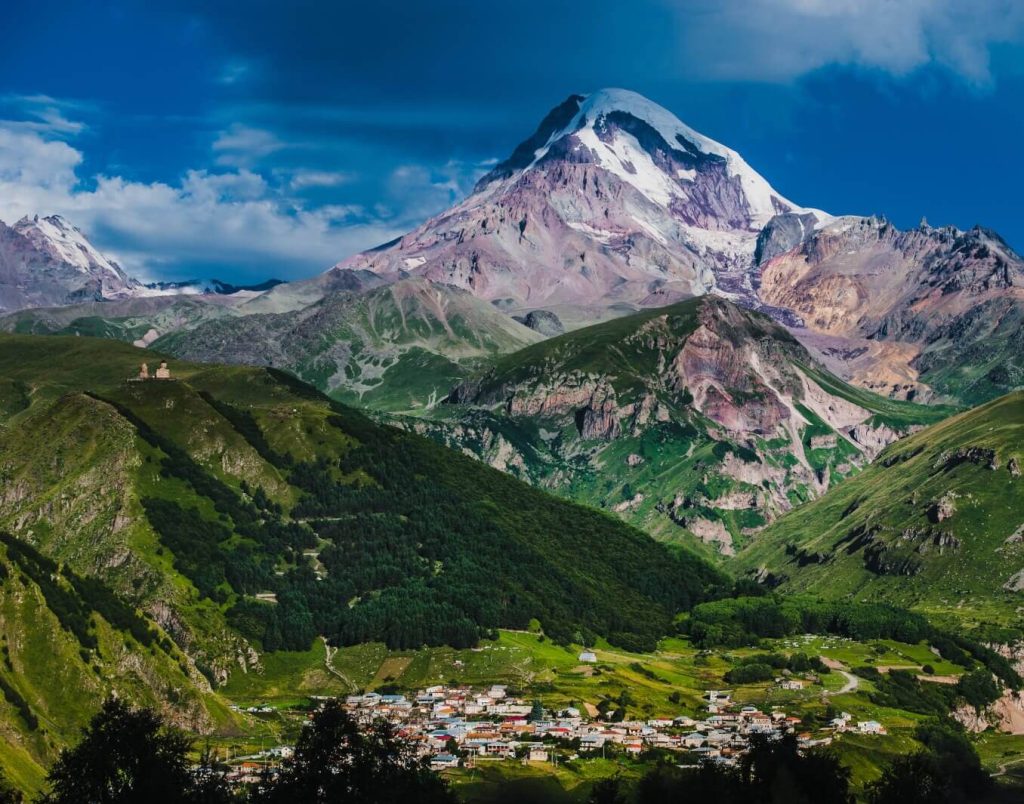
737 392 1024 627
151 277 542 412
409 297 953 557
0 333 726 783
0 533 239 790
914 297 1024 406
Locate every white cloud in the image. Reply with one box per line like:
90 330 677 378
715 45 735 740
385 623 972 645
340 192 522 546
0 124 403 282
287 169 353 190
0 94 88 136
673 0 1024 85
0 127 82 189
212 123 285 167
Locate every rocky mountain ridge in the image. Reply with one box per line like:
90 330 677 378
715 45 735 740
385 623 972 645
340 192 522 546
152 277 542 411
758 215 1024 403
0 213 282 315
397 296 951 556
737 391 1024 625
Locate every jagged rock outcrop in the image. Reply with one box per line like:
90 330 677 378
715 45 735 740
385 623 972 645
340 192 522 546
849 422 904 459
516 309 565 336
936 446 999 471
954 690 1024 735
754 212 818 267
1004 570 1024 592
928 493 958 523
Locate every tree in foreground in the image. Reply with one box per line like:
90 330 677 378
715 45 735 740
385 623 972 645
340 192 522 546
0 769 23 804
251 700 455 804
630 733 851 804
588 777 627 804
868 720 992 803
40 697 231 804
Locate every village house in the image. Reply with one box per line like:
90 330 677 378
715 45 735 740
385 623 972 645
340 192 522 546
681 731 707 748
527 747 549 762
580 734 606 751
430 754 460 770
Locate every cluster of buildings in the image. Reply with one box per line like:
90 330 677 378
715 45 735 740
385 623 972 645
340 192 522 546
215 683 888 785
336 685 886 770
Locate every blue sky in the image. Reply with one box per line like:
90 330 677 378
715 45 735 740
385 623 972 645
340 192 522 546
1 0 1023 283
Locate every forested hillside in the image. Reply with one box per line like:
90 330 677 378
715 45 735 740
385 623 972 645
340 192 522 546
0 334 725 781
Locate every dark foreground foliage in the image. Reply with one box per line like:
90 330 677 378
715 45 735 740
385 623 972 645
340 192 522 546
39 698 231 804
592 733 853 804
867 721 994 803
35 698 453 804
250 700 455 804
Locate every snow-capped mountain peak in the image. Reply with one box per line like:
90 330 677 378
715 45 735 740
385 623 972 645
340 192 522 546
0 213 288 313
13 214 128 280
477 88 821 229
557 89 799 224
335 88 828 309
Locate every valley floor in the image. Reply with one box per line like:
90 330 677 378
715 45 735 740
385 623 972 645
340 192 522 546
206 629 1024 801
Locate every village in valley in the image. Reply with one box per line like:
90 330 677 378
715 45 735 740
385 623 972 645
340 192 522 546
340 683 882 770
221 651 887 787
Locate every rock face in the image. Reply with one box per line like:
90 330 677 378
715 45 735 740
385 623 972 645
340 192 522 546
954 690 1024 735
333 89 822 311
516 309 565 336
928 493 958 523
431 295 924 556
754 212 818 266
1004 569 1024 592
673 315 793 435
758 216 1024 402
0 215 137 311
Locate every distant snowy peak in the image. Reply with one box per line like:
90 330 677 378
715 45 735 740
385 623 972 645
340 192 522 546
13 214 129 282
0 213 142 311
137 277 284 297
0 213 285 313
